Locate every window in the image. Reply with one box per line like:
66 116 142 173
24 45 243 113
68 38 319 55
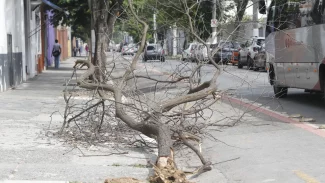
256 39 265 46
219 42 233 48
266 0 325 36
245 40 253 47
310 0 325 24
147 46 155 51
210 44 218 49
233 42 241 49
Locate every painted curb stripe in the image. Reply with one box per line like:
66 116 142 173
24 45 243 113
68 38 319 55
138 60 325 138
223 96 325 138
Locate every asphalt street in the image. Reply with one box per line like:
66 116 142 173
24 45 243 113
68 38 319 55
122 53 325 183
1 53 325 183
136 56 325 126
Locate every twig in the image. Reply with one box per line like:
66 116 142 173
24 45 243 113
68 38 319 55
79 152 128 157
212 157 240 165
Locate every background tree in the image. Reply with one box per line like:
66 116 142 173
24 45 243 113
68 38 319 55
233 0 250 40
48 0 123 76
115 0 234 44
49 0 91 43
59 0 228 182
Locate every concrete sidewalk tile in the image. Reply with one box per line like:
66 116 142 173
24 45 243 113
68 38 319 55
0 181 69 183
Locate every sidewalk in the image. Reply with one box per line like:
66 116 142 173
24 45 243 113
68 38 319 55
3 55 325 183
0 57 152 182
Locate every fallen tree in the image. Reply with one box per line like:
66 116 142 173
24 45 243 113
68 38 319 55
60 0 225 182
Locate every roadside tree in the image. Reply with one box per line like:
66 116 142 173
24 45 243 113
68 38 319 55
57 0 243 182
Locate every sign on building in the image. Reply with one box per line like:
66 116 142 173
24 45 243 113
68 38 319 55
211 19 218 28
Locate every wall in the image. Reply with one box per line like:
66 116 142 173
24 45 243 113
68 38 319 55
67 26 71 57
46 10 55 67
56 27 69 60
166 28 185 56
0 0 25 92
220 19 267 43
29 6 39 78
0 1 8 92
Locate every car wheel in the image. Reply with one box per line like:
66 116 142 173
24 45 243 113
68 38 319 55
160 57 165 62
238 55 243 69
143 57 147 62
274 85 288 98
253 59 259 71
247 56 254 70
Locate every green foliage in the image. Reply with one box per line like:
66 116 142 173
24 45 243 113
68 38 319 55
115 0 235 43
47 0 91 41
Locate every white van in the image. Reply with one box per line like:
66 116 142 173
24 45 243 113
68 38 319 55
182 43 197 61
182 43 209 62
196 44 209 61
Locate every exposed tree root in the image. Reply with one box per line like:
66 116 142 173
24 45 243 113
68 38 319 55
150 158 190 183
104 177 145 183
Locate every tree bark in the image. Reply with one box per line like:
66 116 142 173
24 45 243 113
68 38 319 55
92 0 109 82
233 0 249 41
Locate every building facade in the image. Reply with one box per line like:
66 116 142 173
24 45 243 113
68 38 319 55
0 0 26 92
0 0 71 92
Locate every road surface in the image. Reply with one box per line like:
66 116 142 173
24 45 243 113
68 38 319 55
121 54 325 183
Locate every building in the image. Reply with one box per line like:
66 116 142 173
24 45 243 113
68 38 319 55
0 0 71 92
0 0 28 92
219 17 267 43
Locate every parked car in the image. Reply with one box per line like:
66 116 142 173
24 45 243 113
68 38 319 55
121 44 137 55
252 43 266 71
115 43 121 52
189 43 208 62
129 43 138 53
195 44 209 61
108 40 116 51
230 42 241 65
238 36 265 69
143 44 165 62
209 43 218 62
182 43 197 61
213 41 237 64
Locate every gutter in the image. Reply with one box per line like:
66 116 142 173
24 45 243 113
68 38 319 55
42 0 64 12
31 0 66 13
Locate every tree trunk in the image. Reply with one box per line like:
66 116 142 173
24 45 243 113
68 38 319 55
233 0 249 41
92 0 109 82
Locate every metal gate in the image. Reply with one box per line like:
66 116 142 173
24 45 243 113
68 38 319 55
7 34 14 87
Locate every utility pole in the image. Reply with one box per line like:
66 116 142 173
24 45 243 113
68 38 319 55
172 23 177 56
211 0 217 44
153 12 157 44
253 0 259 37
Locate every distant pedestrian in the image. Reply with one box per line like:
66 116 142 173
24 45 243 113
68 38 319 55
85 45 89 56
78 47 81 56
52 39 61 69
73 46 77 57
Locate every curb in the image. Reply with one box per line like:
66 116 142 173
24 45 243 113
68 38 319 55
222 95 325 138
0 181 69 183
139 60 325 139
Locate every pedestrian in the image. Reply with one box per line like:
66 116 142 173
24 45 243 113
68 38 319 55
73 46 77 57
78 47 81 56
52 39 61 69
85 45 89 56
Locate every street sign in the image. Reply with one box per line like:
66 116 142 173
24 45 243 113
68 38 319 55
211 19 218 28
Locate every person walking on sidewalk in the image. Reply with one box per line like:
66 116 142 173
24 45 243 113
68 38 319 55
73 46 77 57
85 45 89 56
52 39 61 69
